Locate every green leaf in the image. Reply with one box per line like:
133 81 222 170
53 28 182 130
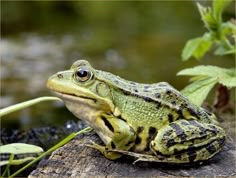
0 157 36 167
221 21 236 36
181 77 218 106
189 75 207 82
197 3 217 31
219 74 236 87
193 36 213 59
0 143 44 155
222 47 236 55
214 45 230 55
182 35 212 61
213 0 232 23
177 65 236 88
182 37 202 61
178 65 231 77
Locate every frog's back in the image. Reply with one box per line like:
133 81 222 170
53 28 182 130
96 70 217 125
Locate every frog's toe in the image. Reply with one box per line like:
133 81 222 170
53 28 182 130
85 140 105 151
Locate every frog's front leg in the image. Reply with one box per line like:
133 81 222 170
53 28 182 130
150 119 226 163
88 114 136 160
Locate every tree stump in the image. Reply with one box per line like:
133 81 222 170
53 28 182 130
29 115 236 177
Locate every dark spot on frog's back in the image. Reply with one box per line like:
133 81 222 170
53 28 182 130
166 90 172 95
130 82 136 85
114 80 119 84
158 82 168 87
180 103 185 108
143 96 153 102
155 101 161 109
155 93 161 98
176 109 184 119
187 107 200 119
122 90 130 96
204 109 213 116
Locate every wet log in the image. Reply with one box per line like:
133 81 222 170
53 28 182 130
29 123 236 178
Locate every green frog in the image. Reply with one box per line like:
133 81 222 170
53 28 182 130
47 60 226 164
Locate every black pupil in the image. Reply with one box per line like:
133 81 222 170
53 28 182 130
77 69 88 78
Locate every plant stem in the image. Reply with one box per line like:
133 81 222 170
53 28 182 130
222 36 233 50
8 127 92 178
1 154 14 178
0 97 61 117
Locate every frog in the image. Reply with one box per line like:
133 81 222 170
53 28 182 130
47 59 226 164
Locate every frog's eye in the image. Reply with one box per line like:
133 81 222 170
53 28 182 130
74 67 93 82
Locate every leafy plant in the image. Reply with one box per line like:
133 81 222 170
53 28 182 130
0 97 92 177
7 127 92 178
178 0 236 106
0 143 44 167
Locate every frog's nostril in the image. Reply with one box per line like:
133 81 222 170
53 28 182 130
57 73 63 79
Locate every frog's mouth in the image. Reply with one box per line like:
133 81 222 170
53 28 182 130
50 90 97 103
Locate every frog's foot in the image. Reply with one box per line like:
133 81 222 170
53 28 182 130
111 149 171 164
85 140 106 152
85 141 174 163
85 140 122 160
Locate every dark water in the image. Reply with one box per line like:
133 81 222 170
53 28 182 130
1 1 235 129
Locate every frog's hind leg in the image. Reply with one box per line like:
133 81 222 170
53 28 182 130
150 119 226 163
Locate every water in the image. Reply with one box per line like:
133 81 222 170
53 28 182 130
1 1 234 129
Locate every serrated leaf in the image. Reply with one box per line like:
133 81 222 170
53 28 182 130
213 0 232 23
0 157 36 166
177 65 232 77
0 143 44 155
219 75 236 87
182 35 212 61
177 65 236 88
181 77 218 106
